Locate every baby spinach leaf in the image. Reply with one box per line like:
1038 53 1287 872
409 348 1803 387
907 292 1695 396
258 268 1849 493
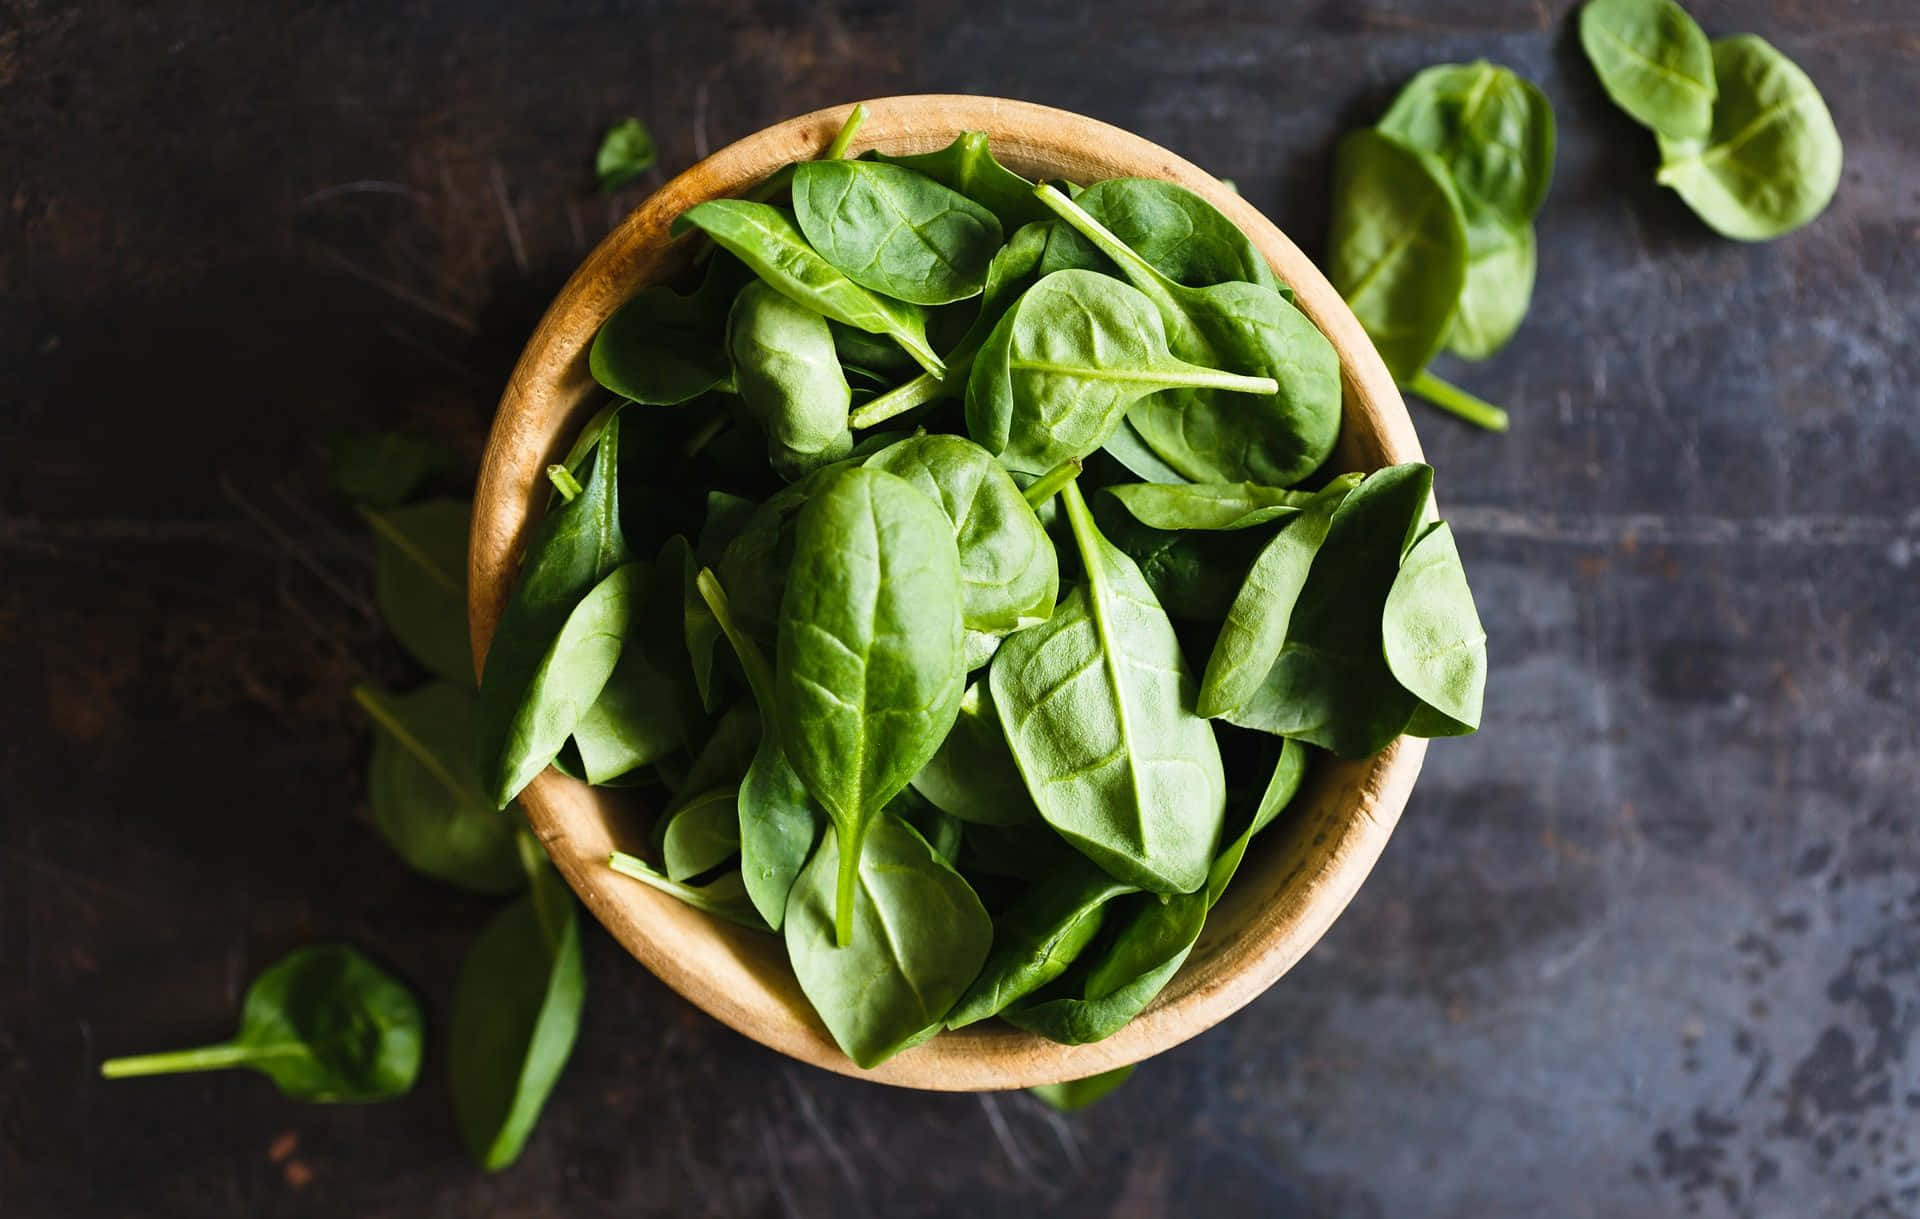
1327 129 1468 387
1037 185 1341 487
793 159 1005 306
1222 463 1432 756
1028 1064 1135 1111
990 482 1226 894
776 467 966 943
99 944 423 1103
699 569 826 929
661 786 742 881
329 431 456 508
1001 887 1207 1045
1064 176 1282 291
572 541 695 784
1090 498 1265 623
484 560 646 806
1578 0 1716 140
608 852 768 931
871 132 1054 231
783 813 992 1068
1197 474 1361 718
1206 736 1310 906
1448 218 1536 360
945 857 1135 1028
1108 481 1316 532
726 281 853 476
1102 417 1190 485
589 257 740 405
831 321 919 377
865 433 1059 637
909 681 1036 827
449 864 585 1171
674 200 944 375
965 269 1278 476
479 413 631 804
1377 61 1556 230
1654 35 1842 242
1383 521 1487 732
363 498 473 684
596 116 657 191
353 681 525 894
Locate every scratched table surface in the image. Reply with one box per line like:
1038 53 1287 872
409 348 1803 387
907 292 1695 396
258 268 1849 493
4 2 1917 1216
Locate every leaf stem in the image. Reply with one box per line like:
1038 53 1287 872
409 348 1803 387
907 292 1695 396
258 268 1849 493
1408 371 1510 432
1022 459 1082 509
849 370 949 429
833 824 862 948
100 1041 261 1078
546 464 583 502
824 104 868 161
607 852 767 931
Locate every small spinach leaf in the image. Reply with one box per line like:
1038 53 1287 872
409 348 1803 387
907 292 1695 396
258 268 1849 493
1383 520 1487 732
1108 481 1315 532
596 117 657 191
793 159 1005 306
726 281 854 477
1578 0 1717 140
871 132 1054 231
661 786 742 881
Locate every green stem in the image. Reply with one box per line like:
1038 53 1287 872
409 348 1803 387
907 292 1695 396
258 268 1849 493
849 369 951 429
1408 370 1510 433
1164 366 1279 395
833 823 863 948
100 1041 261 1078
823 104 868 160
546 464 583 502
682 412 729 456
607 852 767 932
1022 459 1082 509
695 569 775 704
891 330 947 380
1034 183 1173 298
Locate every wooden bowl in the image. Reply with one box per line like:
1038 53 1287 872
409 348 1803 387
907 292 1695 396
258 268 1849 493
471 95 1427 1090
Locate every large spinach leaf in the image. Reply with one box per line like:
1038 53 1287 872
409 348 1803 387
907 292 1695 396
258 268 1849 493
793 159 1004 305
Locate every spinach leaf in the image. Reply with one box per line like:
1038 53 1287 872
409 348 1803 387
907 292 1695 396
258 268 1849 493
1206 736 1310 906
726 280 854 477
945 857 1135 1028
1197 474 1361 718
909 681 1036 827
783 812 992 1068
1222 463 1432 756
1101 417 1190 485
776 467 966 943
589 257 740 405
479 413 631 804
793 159 1005 306
1578 0 1717 139
965 269 1278 476
831 321 919 377
572 540 696 784
1063 176 1282 291
673 200 944 375
363 498 473 684
1654 35 1842 241
608 852 768 931
353 681 525 894
1377 61 1556 231
1028 1065 1135 1111
1108 481 1317 532
1001 887 1207 1045
1327 129 1468 387
1383 521 1487 733
661 786 742 881
596 117 657 191
1089 497 1265 622
1037 185 1341 486
699 569 826 929
99 944 423 1102
1448 219 1536 361
330 431 456 508
865 433 1058 637
676 700 759 799
990 482 1226 894
449 863 585 1171
871 132 1054 231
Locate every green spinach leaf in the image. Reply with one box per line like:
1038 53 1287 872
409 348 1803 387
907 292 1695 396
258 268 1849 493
1578 0 1717 139
363 498 472 684
909 681 1036 827
945 857 1135 1028
793 159 1005 306
1108 481 1316 532
660 785 742 881
1383 520 1487 733
872 132 1054 231
726 280 854 476
596 117 657 191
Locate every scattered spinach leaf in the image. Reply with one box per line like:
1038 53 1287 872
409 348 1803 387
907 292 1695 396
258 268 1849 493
1578 0 1716 139
596 117 657 191
363 498 474 683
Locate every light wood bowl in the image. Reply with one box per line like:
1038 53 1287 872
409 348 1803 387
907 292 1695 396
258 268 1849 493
471 95 1427 1090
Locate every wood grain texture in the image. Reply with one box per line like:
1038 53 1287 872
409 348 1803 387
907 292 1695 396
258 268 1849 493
470 95 1428 1090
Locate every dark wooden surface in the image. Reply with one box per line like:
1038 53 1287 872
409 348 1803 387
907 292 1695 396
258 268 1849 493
4 2 1917 1215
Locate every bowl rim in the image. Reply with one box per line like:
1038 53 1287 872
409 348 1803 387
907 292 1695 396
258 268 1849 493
470 94 1428 1090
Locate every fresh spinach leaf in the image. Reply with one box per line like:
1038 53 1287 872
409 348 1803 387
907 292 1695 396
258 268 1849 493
1108 481 1316 532
726 280 854 477
673 200 944 375
1377 61 1556 230
363 498 473 684
1063 176 1282 291
909 681 1036 827
596 117 657 191
991 482 1226 894
1578 0 1717 139
783 812 992 1068
1001 887 1207 1045
793 159 1005 306
1383 520 1487 733
353 681 525 894
661 785 742 881
589 257 741 405
448 862 585 1171
776 467 966 943
871 132 1054 231
1197 474 1361 718
99 944 423 1102
965 269 1279 476
1654 35 1842 241
572 540 696 784
945 857 1135 1028
1448 219 1537 360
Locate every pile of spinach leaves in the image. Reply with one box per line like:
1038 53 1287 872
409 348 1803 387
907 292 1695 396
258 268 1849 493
483 107 1489 1074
